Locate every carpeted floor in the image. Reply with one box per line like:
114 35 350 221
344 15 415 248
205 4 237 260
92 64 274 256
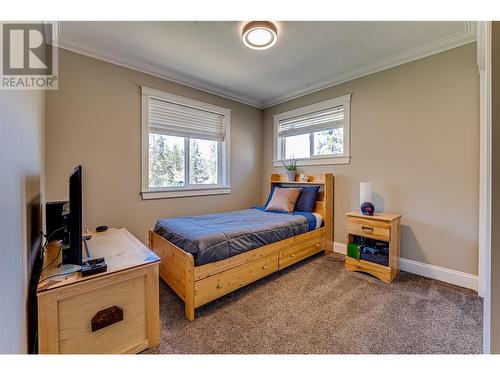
145 253 483 354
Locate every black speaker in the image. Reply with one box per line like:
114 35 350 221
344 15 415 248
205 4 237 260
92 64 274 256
45 201 68 241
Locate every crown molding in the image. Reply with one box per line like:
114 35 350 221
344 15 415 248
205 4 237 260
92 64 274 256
262 21 477 108
50 21 264 109
43 21 58 44
48 21 476 110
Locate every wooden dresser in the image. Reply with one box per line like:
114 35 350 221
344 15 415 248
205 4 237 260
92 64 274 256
344 211 401 283
37 228 161 354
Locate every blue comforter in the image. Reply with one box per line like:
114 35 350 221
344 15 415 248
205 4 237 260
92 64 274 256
154 208 317 266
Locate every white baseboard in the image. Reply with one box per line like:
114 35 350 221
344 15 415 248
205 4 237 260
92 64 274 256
333 242 347 255
333 242 478 291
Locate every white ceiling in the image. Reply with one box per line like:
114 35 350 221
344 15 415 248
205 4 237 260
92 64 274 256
55 21 475 108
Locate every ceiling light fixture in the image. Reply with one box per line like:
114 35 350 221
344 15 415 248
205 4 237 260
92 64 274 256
242 21 278 50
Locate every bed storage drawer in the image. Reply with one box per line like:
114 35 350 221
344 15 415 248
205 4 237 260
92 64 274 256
194 253 278 307
279 231 323 269
347 217 390 241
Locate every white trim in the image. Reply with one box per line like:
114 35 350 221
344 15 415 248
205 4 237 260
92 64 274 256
264 22 476 108
49 21 475 110
52 23 262 109
333 242 478 291
477 21 492 355
142 187 231 200
43 21 59 46
477 23 492 291
398 258 478 291
141 86 231 198
477 21 492 297
273 94 352 121
273 94 351 165
273 156 350 167
333 242 347 255
141 91 150 195
141 86 232 117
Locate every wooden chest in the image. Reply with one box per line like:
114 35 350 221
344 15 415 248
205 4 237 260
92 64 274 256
37 228 160 354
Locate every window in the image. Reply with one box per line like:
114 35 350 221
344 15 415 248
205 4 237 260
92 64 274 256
273 94 351 166
141 87 230 199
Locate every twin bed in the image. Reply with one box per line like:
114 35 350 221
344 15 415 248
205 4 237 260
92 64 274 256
148 173 334 320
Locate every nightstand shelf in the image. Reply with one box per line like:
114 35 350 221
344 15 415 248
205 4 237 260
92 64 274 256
345 211 401 283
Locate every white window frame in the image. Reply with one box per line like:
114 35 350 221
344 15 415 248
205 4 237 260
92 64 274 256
273 94 351 166
141 86 231 199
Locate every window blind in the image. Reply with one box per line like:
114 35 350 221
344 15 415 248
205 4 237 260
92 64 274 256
148 97 225 141
278 105 344 137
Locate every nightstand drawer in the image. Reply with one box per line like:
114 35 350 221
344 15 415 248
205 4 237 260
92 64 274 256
347 217 390 241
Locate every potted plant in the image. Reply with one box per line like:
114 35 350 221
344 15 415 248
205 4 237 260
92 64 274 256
282 158 298 182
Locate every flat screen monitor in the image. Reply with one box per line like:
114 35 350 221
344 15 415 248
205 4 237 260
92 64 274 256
64 165 83 265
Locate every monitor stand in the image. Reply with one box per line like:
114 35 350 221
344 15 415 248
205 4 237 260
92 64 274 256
82 237 92 261
43 264 82 281
49 237 92 279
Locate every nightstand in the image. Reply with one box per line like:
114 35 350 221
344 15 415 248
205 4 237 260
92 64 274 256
344 211 401 283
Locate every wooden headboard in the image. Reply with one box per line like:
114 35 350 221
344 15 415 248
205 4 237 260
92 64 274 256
269 173 334 252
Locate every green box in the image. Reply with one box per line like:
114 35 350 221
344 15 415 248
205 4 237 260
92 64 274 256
347 243 361 259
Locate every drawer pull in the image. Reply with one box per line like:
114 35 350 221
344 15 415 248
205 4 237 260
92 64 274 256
262 264 268 270
91 306 123 332
361 226 373 233
216 283 223 289
291 254 295 258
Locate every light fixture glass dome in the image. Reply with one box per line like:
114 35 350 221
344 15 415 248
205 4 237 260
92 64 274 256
242 21 278 50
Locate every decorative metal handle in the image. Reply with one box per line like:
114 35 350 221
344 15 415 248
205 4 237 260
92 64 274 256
361 226 373 233
216 283 223 289
262 264 268 270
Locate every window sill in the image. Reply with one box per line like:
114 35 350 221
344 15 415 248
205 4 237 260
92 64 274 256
141 186 231 200
273 156 350 167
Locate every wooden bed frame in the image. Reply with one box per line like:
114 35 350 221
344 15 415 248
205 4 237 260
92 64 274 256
148 173 334 320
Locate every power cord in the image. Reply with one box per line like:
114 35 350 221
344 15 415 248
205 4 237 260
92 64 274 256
38 226 67 274
39 226 66 262
40 242 64 272
40 226 66 253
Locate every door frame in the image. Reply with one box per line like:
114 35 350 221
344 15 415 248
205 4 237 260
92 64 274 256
477 20 492 354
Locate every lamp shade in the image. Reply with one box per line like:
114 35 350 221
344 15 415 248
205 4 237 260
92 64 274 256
360 182 373 204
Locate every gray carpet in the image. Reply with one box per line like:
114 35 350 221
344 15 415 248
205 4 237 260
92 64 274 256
145 253 483 354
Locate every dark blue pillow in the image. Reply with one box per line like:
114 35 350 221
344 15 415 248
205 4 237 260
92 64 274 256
294 186 320 212
263 184 279 208
263 185 320 213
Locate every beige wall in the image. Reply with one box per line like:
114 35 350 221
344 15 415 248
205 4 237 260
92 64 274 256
490 22 500 354
0 90 45 353
45 44 479 276
262 44 479 275
45 49 263 244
